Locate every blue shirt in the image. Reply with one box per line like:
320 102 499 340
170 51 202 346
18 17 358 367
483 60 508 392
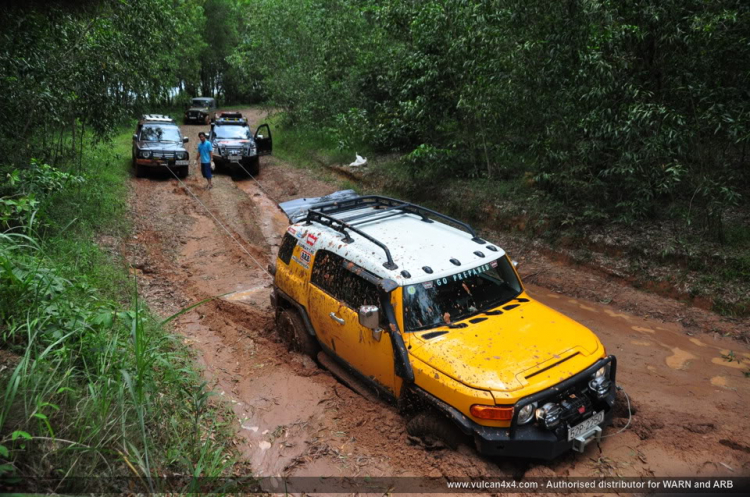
198 140 213 164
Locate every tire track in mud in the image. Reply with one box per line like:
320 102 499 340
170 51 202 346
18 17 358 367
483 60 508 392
125 115 509 484
123 108 750 489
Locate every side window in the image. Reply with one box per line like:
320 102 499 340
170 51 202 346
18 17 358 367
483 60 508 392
311 250 344 296
277 233 296 265
311 251 380 310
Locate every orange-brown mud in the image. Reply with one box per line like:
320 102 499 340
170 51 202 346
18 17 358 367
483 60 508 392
122 108 750 493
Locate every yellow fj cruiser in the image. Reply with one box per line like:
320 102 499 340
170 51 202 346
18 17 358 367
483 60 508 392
271 193 617 459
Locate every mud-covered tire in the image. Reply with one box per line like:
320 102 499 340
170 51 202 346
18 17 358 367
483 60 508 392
276 309 319 358
135 164 146 178
177 166 188 178
248 157 260 177
242 157 259 177
406 412 466 450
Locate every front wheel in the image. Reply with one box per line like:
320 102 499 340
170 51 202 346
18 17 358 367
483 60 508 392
177 166 188 178
406 412 466 449
135 164 146 178
276 309 319 358
246 157 260 177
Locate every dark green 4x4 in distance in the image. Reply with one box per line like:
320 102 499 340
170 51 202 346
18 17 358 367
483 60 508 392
184 97 217 124
132 115 190 178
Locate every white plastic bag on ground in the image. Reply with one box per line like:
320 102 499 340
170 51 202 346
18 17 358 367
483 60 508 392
349 153 367 168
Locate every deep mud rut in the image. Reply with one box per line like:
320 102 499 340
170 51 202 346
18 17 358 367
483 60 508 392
123 108 750 491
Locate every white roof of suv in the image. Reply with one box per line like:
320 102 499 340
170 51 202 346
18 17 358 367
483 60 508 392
290 196 506 286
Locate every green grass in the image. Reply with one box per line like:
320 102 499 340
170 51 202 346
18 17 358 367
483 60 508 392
266 113 372 171
0 129 236 492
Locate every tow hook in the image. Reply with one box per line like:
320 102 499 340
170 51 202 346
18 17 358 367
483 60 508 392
572 425 602 453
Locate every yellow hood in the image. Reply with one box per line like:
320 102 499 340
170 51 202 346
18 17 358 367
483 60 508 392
408 299 602 393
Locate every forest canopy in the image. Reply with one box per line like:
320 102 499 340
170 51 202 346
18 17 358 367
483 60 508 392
233 0 749 234
2 0 748 233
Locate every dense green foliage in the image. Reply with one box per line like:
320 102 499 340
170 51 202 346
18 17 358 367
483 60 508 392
1 1 238 489
234 0 749 234
0 133 234 491
0 0 257 171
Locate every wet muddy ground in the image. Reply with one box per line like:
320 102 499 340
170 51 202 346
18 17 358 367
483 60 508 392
123 108 750 491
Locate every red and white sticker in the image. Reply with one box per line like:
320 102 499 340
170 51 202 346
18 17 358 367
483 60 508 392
287 226 297 236
490 260 498 268
306 233 318 247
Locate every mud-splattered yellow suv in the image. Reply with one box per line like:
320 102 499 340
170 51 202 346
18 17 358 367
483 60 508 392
271 193 617 459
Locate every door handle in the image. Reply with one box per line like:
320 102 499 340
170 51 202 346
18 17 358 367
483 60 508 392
329 312 345 325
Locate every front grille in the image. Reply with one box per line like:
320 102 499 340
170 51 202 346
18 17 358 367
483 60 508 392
152 152 175 159
534 381 602 439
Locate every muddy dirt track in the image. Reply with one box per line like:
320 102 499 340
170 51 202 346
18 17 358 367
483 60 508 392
124 108 750 493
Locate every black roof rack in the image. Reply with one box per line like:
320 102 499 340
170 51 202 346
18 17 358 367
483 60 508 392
311 195 485 243
302 195 486 272
304 210 398 270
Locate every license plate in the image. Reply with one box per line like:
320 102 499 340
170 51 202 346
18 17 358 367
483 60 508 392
175 160 189 166
228 155 241 161
568 411 604 441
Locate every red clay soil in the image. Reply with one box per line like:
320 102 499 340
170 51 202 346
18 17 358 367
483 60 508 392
121 108 750 493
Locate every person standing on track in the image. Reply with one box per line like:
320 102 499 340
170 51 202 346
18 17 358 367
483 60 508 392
197 131 213 189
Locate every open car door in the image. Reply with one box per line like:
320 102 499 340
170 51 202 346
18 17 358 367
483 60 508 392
255 124 272 156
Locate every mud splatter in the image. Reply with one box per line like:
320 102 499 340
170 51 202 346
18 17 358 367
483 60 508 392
666 348 696 370
632 326 655 334
605 309 630 319
711 357 749 370
710 376 728 388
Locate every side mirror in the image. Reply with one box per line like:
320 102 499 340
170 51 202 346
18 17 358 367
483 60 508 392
512 260 519 268
358 305 380 330
183 137 189 143
132 134 138 140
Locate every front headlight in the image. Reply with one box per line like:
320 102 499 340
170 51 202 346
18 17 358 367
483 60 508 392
139 150 152 159
517 403 536 424
176 152 186 160
592 363 610 379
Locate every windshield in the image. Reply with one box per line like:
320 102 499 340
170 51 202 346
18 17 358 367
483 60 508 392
140 125 182 142
191 99 209 107
213 125 252 140
403 257 522 331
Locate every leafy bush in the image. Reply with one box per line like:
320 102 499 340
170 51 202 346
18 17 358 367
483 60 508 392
0 140 234 492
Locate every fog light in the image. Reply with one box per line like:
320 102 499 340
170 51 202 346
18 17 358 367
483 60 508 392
535 402 562 429
517 403 535 424
594 366 607 378
589 376 612 398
